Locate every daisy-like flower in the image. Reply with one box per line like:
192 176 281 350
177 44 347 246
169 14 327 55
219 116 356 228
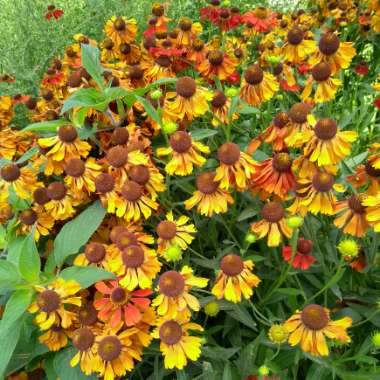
368 143 380 170
346 161 380 196
210 90 238 126
0 163 38 200
302 118 357 166
184 171 234 217
74 242 112 268
198 50 237 81
240 64 279 106
282 238 316 270
28 278 82 330
95 173 125 215
17 207 55 241
211 254 261 303
152 315 203 369
156 211 196 255
163 76 211 122
175 17 202 47
44 181 77 220
309 32 356 74
156 130 210 176
0 95 13 128
334 194 369 237
282 26 317 65
152 266 208 318
215 142 256 191
242 7 277 33
284 304 352 356
251 201 292 247
301 62 342 103
118 41 141 64
100 38 119 63
187 38 207 66
212 7 241 32
363 194 380 232
141 55 176 83
39 324 70 351
108 243 161 290
94 280 152 327
250 152 296 200
104 16 137 47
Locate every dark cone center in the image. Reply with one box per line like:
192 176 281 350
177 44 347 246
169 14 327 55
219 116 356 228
98 336 122 361
196 172 219 194
159 320 183 345
301 304 329 330
122 244 145 268
220 254 244 276
261 202 285 223
156 220 177 240
218 142 241 165
170 131 192 153
159 271 185 297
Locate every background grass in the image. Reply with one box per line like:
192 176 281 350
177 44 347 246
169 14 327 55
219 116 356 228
0 0 308 95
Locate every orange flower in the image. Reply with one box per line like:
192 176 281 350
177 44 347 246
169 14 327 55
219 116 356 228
198 50 237 81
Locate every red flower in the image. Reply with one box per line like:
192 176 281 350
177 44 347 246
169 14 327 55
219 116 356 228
355 62 369 76
227 71 241 85
143 28 156 38
200 6 220 22
282 238 315 270
149 47 185 58
41 71 64 86
45 5 64 20
280 79 300 92
297 63 311 75
374 98 380 109
94 280 152 327
242 8 277 33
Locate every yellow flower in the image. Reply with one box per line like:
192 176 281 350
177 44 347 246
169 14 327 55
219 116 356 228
282 27 317 64
284 304 352 356
95 173 125 215
74 242 113 269
212 254 260 303
28 278 82 330
198 50 237 81
39 324 70 351
337 239 360 258
0 95 13 128
17 206 55 241
363 194 380 232
44 182 78 221
152 266 208 319
268 324 288 344
104 16 137 47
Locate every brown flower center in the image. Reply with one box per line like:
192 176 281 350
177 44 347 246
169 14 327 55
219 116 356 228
110 287 127 303
122 244 145 268
120 43 131 55
85 242 106 263
159 320 183 345
312 62 331 82
42 89 54 101
1 164 20 182
129 65 144 80
112 228 138 249
319 33 340 56
106 146 128 168
287 27 304 45
272 153 292 172
314 118 338 140
289 103 311 124
152 3 164 17
155 56 171 67
218 142 241 165
47 182 67 200
273 63 283 76
348 194 365 214
33 187 50 205
37 289 61 313
65 158 85 177
273 112 289 128
95 173 115 194
121 180 143 201
170 131 192 153
78 302 98 326
312 173 334 192
193 39 204 51
244 64 264 85
46 110 58 121
114 17 126 31
208 50 224 66
111 128 129 145
176 76 197 98
219 8 230 19
72 328 95 351
301 304 329 330
297 238 313 254
254 6 269 19
196 172 219 194
365 161 380 178
234 48 244 59
103 38 114 50
159 271 185 297
179 17 192 31
19 209 37 225
58 125 78 143
211 91 227 108
98 336 122 361
261 201 285 222
129 165 150 185
26 97 37 110
156 220 177 240
220 254 244 276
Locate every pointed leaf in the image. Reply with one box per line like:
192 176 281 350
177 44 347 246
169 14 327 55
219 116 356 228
59 266 115 288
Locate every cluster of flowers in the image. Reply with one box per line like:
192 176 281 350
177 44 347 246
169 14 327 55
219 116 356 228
1 0 380 378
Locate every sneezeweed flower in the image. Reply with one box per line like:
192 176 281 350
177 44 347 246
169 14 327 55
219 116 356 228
74 242 111 268
242 7 277 33
301 62 342 103
94 280 152 327
152 266 208 318
163 77 212 121
156 131 210 176
104 16 137 46
39 324 70 351
108 243 161 290
284 304 352 356
251 201 292 247
156 211 196 254
250 153 296 200
282 238 316 270
302 118 357 166
95 173 124 215
176 17 202 47
212 254 260 303
44 181 77 220
309 32 356 74
282 26 316 65
28 279 82 330
215 142 256 191
268 323 288 344
240 64 279 106
152 315 203 369
334 195 369 237
210 90 238 126
184 171 234 216
198 50 237 81
337 238 359 259
212 7 241 32
17 207 54 241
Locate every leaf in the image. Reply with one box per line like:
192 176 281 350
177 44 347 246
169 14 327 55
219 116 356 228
19 232 41 283
53 201 106 266
222 362 232 380
72 107 89 127
239 105 260 115
61 88 107 114
225 304 257 330
191 129 218 141
81 44 104 89
0 260 22 294
104 87 132 102
276 288 304 296
0 289 33 332
202 346 240 360
59 266 115 288
148 77 177 88
22 119 68 132
0 318 22 378
237 207 259 222
16 147 39 164
135 95 161 125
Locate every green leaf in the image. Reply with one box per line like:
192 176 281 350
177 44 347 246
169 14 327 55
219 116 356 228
0 260 22 294
15 146 39 164
225 304 257 330
237 207 259 222
0 289 33 332
135 95 161 125
6 236 25 264
81 44 104 89
72 107 89 127
276 288 304 296
148 77 177 88
239 105 260 115
61 88 107 114
222 362 232 380
104 87 132 103
19 232 41 283
191 129 218 141
22 119 68 132
0 318 22 378
53 201 106 266
59 266 115 288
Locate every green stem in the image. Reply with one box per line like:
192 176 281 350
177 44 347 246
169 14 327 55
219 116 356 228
352 309 380 328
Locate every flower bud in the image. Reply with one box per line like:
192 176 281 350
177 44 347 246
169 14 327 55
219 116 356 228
163 245 182 262
204 301 220 317
286 216 303 229
162 120 178 135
